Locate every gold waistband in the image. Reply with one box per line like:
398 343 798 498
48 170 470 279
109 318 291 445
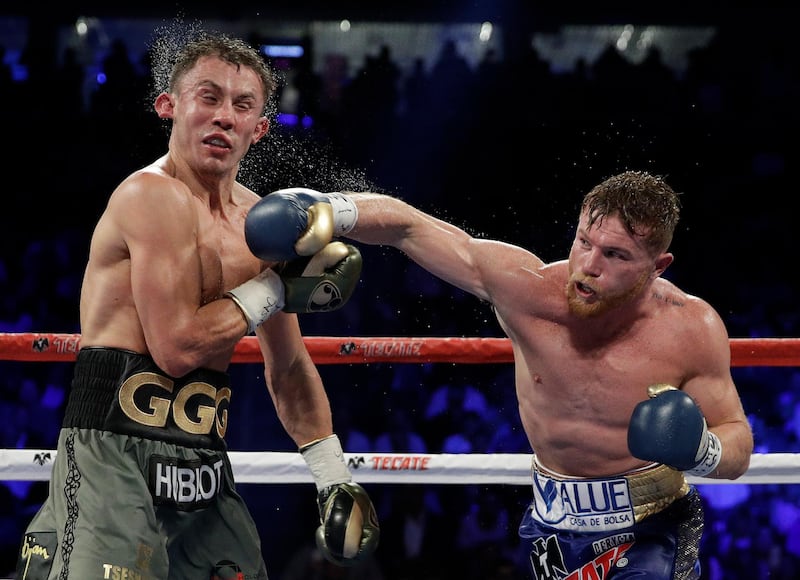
626 463 690 522
534 459 689 523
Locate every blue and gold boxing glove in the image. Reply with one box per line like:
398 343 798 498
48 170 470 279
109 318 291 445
245 188 358 262
628 384 722 477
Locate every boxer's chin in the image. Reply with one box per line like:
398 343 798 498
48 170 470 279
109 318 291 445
567 294 604 318
566 282 602 318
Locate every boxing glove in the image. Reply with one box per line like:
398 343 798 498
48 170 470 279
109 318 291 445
628 384 722 476
278 241 362 313
300 435 380 566
245 188 358 262
227 242 361 333
315 482 380 566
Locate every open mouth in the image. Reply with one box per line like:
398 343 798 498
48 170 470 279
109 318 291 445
203 137 231 149
575 280 596 298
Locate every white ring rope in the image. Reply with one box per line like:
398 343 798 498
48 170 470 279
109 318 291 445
2 450 798 485
3 334 798 487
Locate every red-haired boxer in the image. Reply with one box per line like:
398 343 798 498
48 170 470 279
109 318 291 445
248 172 752 579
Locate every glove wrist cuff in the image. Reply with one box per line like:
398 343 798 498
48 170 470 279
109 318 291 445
686 430 722 477
226 269 285 334
300 434 352 491
325 192 358 235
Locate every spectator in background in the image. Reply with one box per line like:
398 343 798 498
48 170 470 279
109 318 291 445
376 486 451 580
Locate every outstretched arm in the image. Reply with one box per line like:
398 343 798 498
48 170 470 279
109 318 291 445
347 192 540 304
245 188 547 316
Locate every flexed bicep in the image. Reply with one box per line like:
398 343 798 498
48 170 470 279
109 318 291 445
117 175 207 367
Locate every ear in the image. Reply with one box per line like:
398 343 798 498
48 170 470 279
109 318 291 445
252 117 270 144
653 252 674 277
154 92 175 119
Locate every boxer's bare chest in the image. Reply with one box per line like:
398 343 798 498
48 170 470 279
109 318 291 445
521 315 686 407
195 210 260 305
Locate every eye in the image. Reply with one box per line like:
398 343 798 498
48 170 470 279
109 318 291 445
234 98 257 112
605 249 628 260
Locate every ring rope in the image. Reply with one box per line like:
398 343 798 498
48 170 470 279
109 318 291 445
2 333 800 366
2 333 798 485
1 450 798 484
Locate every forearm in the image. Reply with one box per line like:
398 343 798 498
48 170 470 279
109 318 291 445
144 298 249 377
629 385 754 481
344 192 418 246
282 394 334 447
345 191 491 301
266 360 334 446
708 420 753 479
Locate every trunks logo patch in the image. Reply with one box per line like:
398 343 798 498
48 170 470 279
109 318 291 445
533 472 635 532
17 532 57 579
529 534 567 580
564 542 633 580
212 560 244 580
118 372 231 438
592 532 635 555
529 534 634 580
149 454 225 510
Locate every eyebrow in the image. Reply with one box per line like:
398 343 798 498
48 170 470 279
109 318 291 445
195 79 257 96
578 226 634 257
193 79 222 92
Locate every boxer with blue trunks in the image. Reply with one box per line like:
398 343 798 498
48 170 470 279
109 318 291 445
519 458 703 579
241 173 755 580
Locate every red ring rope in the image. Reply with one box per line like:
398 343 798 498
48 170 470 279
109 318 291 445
2 333 799 485
1 333 799 366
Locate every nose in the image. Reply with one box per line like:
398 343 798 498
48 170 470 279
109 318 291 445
581 248 603 277
213 101 235 130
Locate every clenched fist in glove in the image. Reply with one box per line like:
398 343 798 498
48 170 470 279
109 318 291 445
628 384 722 477
245 188 358 261
227 241 361 333
279 241 362 313
300 435 380 565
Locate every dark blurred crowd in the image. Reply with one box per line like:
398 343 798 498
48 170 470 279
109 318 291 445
2 16 799 579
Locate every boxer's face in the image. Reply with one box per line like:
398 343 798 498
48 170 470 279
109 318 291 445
565 210 666 318
156 55 269 176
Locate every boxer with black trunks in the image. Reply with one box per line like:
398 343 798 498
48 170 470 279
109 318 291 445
16 31 378 580
243 172 753 579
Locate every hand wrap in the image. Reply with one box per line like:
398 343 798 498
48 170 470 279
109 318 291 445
226 268 284 334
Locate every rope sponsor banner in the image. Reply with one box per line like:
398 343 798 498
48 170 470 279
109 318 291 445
2 333 800 365
2 333 798 484
2 449 799 485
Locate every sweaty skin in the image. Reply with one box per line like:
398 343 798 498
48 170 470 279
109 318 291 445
344 193 753 480
79 55 332 445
